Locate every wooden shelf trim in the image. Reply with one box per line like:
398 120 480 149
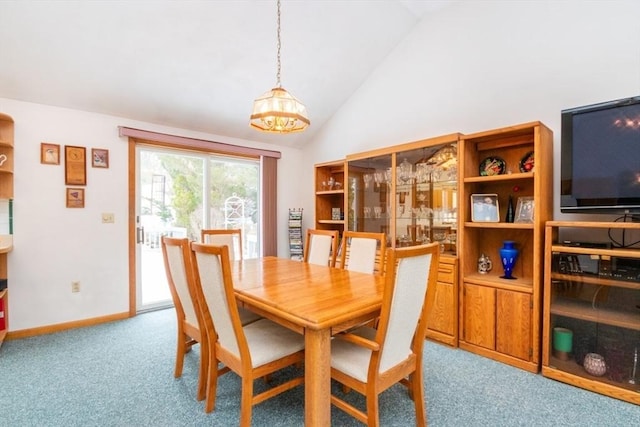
546 221 640 230
315 190 344 195
317 220 345 225
464 221 534 230
545 359 640 401
550 297 640 331
551 272 640 290
464 272 533 293
463 172 533 183
550 244 640 259
0 140 12 148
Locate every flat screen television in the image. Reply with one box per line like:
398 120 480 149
561 95 640 215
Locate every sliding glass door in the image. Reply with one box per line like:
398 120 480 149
135 145 260 312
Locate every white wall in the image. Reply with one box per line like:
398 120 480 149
303 0 640 229
0 97 303 331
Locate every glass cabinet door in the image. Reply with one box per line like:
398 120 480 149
395 144 457 253
347 154 392 246
347 142 457 254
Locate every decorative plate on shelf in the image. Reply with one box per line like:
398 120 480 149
519 151 534 173
479 156 506 176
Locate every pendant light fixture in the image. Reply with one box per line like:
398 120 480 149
250 0 310 133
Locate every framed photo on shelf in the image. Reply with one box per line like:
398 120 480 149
66 187 85 208
515 196 534 223
41 142 60 165
471 193 499 222
64 145 87 185
91 148 109 168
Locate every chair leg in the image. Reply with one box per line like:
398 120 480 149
174 331 186 378
204 359 219 413
410 371 427 427
197 339 209 401
239 376 254 427
366 390 380 427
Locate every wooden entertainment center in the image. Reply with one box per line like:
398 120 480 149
542 221 640 404
313 122 553 364
313 120 640 404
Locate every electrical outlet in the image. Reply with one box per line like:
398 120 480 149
71 281 80 293
102 213 115 223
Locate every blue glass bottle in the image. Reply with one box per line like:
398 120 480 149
499 240 518 279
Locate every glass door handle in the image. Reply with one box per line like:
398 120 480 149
136 226 145 244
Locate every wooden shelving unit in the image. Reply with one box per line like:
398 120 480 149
314 160 346 235
0 112 14 349
542 221 640 405
458 121 553 373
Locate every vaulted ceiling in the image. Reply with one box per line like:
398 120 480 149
0 1 456 147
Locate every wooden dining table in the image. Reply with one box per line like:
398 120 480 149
230 256 385 427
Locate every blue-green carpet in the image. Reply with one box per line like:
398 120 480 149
0 308 638 426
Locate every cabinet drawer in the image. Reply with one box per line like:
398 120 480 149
437 262 455 284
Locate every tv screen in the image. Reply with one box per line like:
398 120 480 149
561 96 640 215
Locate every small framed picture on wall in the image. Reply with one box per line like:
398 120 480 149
91 148 109 168
64 145 87 185
66 187 85 208
41 143 60 165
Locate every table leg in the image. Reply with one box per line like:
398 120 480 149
304 328 331 427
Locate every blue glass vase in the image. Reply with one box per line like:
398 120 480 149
499 240 518 279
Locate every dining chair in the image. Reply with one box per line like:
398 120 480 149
201 228 261 325
337 231 386 275
303 228 338 267
160 236 208 401
329 243 440 427
201 228 243 261
190 242 305 422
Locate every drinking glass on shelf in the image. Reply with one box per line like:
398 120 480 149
433 229 447 253
374 171 385 189
363 174 373 189
420 206 432 219
385 168 393 187
363 207 371 218
374 206 382 219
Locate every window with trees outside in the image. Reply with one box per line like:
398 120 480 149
140 148 260 258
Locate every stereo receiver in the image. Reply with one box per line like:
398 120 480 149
552 252 640 282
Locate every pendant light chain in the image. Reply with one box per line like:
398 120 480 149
276 0 282 88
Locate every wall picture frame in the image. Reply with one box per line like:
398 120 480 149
91 148 109 168
66 187 85 208
64 145 87 185
471 193 500 222
41 142 60 165
514 196 534 223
